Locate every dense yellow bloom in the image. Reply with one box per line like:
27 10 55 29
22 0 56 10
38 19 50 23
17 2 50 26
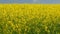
0 4 60 34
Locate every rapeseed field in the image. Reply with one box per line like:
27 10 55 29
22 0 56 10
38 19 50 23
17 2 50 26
0 4 60 34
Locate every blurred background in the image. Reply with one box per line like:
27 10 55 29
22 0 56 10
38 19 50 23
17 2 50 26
0 0 60 4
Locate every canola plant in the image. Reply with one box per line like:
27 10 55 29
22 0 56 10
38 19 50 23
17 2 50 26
0 4 60 34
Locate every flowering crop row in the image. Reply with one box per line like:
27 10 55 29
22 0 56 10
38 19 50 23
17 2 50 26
0 4 60 34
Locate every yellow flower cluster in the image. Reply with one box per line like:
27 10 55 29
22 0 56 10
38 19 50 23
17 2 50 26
0 4 60 34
